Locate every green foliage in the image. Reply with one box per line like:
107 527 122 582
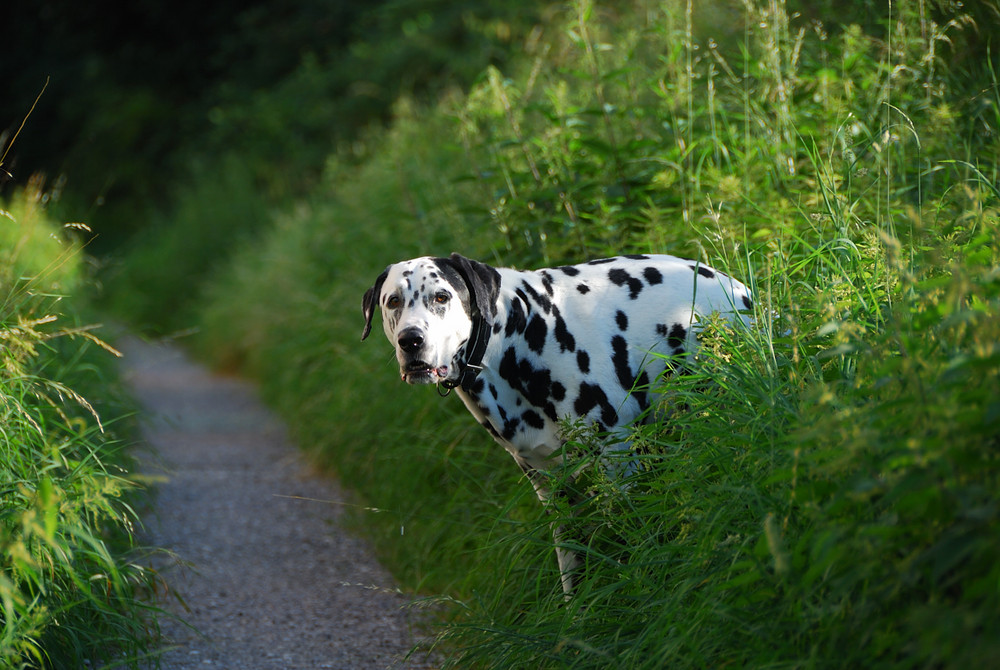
0 178 83 295
4 0 538 250
440 193 1000 668
103 155 272 334
1 187 157 668
200 0 536 197
108 0 999 667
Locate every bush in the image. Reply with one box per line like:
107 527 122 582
112 0 1000 666
1 184 157 668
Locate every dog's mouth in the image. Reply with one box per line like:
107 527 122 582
401 362 449 384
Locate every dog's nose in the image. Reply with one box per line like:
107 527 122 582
397 327 424 353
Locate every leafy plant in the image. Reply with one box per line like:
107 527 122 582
1 185 158 669
107 0 1000 667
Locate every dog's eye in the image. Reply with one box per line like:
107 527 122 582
386 295 401 309
434 292 450 304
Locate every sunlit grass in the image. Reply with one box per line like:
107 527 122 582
1 186 159 668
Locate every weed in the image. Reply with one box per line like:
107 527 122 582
1 186 158 668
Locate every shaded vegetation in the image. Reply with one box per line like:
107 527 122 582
4 0 536 249
191 2 1000 667
5 0 1000 666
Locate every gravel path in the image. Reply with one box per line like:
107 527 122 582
119 335 438 669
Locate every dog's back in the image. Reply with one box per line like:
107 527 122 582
457 254 753 470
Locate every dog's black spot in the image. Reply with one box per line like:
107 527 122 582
742 293 753 310
577 283 591 294
615 310 629 331
609 268 644 300
489 384 499 400
610 334 652 416
553 309 576 353
498 347 519 378
525 314 548 353
576 350 590 374
691 264 715 279
505 298 527 336
470 377 486 395
499 348 559 423
481 420 501 439
608 268 628 286
624 254 651 260
633 370 651 413
495 403 525 442
514 288 531 310
520 280 553 314
667 323 687 349
559 266 581 276
611 335 634 392
643 267 664 285
540 271 555 296
501 417 521 441
522 410 545 430
551 381 566 402
654 327 684 371
574 382 618 429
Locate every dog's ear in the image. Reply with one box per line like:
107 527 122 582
447 253 501 319
361 267 389 341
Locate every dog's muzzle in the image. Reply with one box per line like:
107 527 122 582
396 327 450 383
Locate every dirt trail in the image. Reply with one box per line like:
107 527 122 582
119 335 436 669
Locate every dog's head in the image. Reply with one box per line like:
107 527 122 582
362 253 500 385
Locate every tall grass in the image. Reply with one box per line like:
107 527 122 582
102 155 273 335
110 0 999 666
1 183 158 668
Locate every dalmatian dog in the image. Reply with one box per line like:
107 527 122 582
362 253 753 594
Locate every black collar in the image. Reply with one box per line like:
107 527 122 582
444 313 490 393
440 304 491 395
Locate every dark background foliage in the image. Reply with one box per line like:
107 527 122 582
3 0 541 250
5 1 993 250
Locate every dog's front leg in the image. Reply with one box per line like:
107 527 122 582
514 456 581 597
